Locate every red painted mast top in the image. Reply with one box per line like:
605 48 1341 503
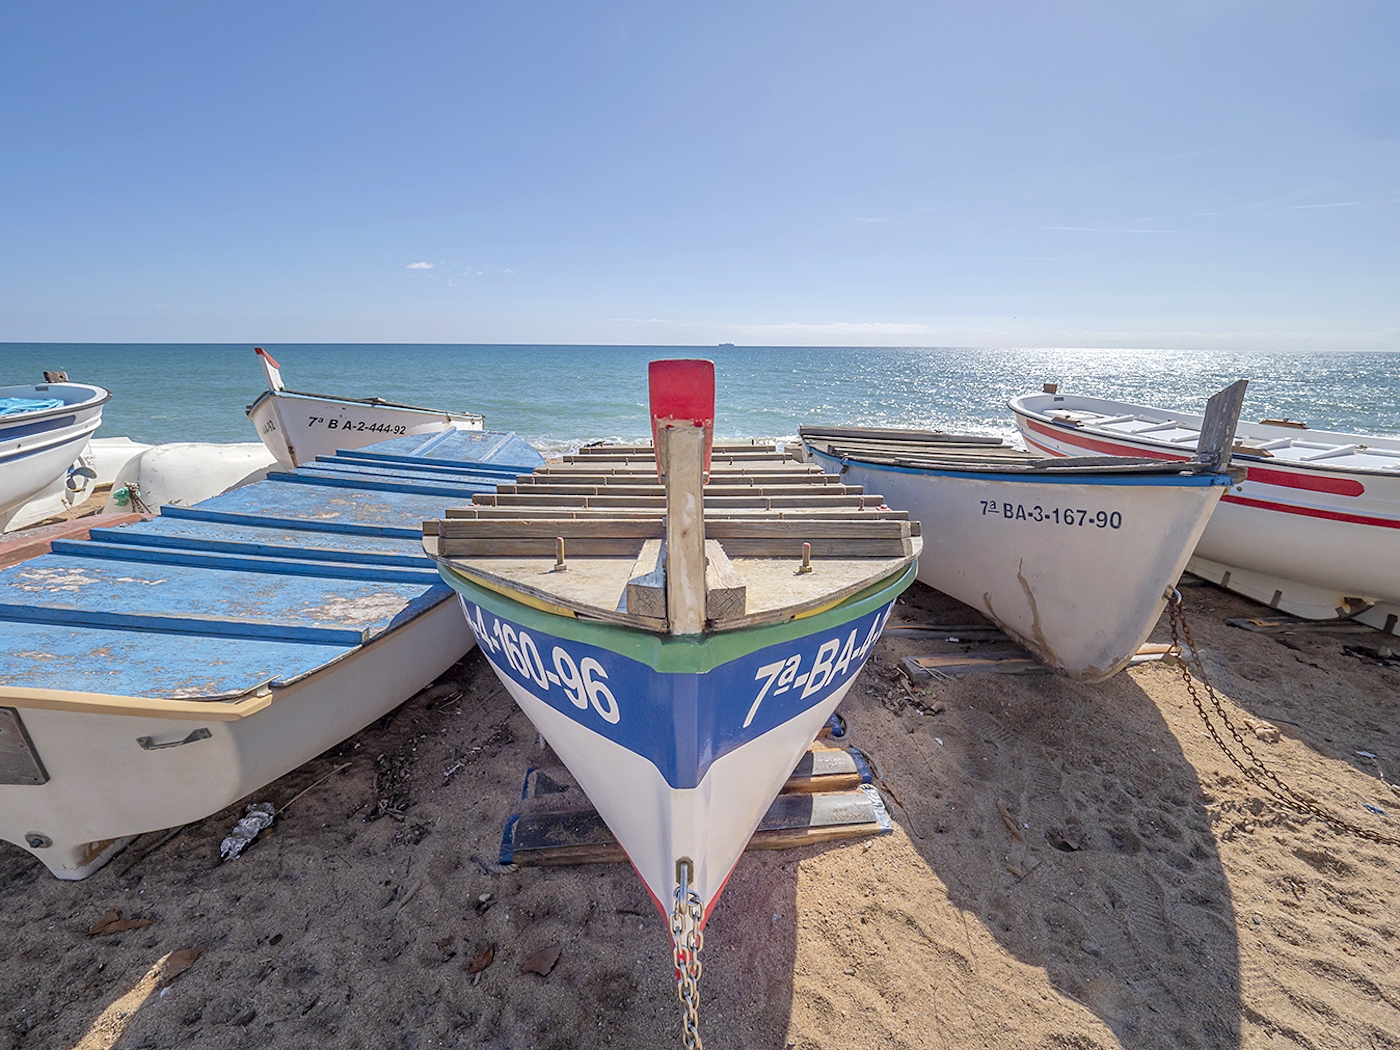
648 359 715 480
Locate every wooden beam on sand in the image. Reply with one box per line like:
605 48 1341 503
501 784 891 867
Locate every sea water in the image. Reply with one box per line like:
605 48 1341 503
1 344 1396 453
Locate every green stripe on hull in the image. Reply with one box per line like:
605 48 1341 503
435 560 918 674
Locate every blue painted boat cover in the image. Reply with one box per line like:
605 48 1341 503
0 430 543 699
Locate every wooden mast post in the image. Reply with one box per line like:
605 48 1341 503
664 424 707 635
649 359 716 637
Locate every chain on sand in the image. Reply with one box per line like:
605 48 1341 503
671 878 705 1050
1166 592 1399 848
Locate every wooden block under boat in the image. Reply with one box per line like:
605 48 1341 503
902 651 1051 679
501 784 892 867
783 742 874 793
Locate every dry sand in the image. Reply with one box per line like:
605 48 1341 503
2 579 1398 1050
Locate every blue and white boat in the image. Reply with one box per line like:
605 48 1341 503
1 380 110 531
425 361 918 1042
0 427 543 879
800 389 1245 681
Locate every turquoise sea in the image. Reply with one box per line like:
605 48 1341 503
2 344 1397 454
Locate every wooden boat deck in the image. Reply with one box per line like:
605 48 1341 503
425 442 921 633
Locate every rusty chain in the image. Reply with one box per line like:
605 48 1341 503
671 858 705 1050
1165 590 1399 847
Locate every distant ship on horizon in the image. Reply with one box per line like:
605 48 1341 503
718 341 735 347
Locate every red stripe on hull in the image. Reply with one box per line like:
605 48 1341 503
1221 494 1400 530
1021 418 1185 461
1021 417 1376 502
1245 466 1365 497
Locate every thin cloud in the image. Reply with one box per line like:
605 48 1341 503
1046 226 1186 234
1290 202 1359 209
615 318 936 339
406 262 434 269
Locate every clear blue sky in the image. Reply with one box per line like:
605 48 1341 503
1 3 1396 349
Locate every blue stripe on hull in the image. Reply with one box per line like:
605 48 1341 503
458 595 894 789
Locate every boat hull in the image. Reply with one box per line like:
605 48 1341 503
0 596 471 879
441 564 912 919
249 389 483 467
1 383 109 525
100 442 278 513
1012 402 1400 632
807 447 1226 680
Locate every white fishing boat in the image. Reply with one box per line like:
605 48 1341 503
0 429 545 880
424 360 917 1044
1 380 110 531
799 382 1243 681
246 347 485 467
1011 387 1400 635
101 441 278 513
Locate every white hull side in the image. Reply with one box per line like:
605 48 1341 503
250 391 483 468
1015 414 1400 622
821 454 1221 680
493 656 855 917
0 596 473 879
1 444 99 533
1 426 102 524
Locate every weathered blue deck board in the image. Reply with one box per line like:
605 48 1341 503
0 603 368 645
265 470 493 500
0 621 360 698
337 429 543 469
320 453 526 481
0 554 447 634
326 452 528 479
87 517 431 564
159 483 463 536
160 504 421 539
46 540 442 582
0 428 542 699
301 458 523 485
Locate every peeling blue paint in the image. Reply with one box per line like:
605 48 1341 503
0 431 544 699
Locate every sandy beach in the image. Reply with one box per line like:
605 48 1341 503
2 576 1397 1050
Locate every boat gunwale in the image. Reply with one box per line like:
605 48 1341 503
804 443 1234 487
436 559 918 675
1009 393 1400 479
247 387 484 422
0 383 112 423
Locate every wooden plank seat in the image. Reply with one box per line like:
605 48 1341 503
425 440 921 632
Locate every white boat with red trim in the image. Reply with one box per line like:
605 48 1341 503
247 348 484 467
1011 389 1400 635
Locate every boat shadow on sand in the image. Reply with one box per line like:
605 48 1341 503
818 585 1247 1050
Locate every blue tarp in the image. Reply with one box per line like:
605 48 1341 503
0 397 64 416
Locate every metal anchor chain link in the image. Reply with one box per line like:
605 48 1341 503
671 858 705 1050
1165 588 1399 848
